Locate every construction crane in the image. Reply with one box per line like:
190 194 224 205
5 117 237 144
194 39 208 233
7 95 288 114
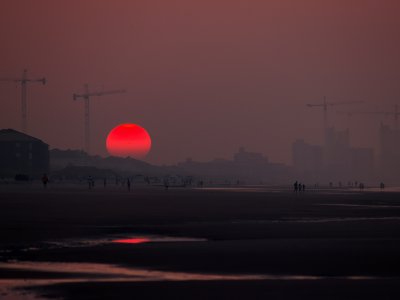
73 84 126 154
0 69 46 133
337 104 400 130
306 97 364 141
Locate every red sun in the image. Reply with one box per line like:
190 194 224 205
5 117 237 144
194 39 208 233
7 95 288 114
106 124 151 159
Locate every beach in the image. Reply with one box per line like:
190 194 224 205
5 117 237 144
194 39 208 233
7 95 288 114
1 184 400 299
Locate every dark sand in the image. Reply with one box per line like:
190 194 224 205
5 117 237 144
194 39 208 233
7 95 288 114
1 184 400 299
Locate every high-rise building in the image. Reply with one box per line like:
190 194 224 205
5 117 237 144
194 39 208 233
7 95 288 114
379 124 400 180
292 139 323 173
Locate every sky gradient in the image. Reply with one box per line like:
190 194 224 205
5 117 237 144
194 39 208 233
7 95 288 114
1 0 399 165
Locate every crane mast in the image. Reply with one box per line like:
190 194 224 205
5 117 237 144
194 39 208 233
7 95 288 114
73 84 126 154
0 69 46 133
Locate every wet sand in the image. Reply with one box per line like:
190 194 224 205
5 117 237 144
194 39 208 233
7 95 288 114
1 184 400 299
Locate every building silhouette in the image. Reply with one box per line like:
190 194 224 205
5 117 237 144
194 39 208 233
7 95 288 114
324 127 351 169
0 129 49 178
292 127 374 183
292 139 323 182
380 123 400 181
234 147 269 165
178 148 288 184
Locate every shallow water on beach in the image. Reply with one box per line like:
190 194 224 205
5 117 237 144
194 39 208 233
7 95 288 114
16 235 208 253
201 186 400 195
228 216 400 224
318 203 400 209
0 261 379 300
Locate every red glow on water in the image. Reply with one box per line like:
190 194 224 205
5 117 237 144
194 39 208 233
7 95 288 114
106 123 151 159
113 238 151 244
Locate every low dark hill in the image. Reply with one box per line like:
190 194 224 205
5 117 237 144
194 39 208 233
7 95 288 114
50 149 182 178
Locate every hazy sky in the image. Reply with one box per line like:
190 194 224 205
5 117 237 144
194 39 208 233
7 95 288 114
1 0 399 165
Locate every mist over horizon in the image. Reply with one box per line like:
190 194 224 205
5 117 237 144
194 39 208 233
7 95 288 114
1 0 399 165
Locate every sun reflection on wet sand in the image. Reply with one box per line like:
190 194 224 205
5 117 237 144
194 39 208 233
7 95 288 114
112 238 151 244
0 261 381 299
112 236 207 244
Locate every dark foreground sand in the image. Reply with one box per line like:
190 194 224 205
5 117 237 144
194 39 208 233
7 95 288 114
1 184 400 299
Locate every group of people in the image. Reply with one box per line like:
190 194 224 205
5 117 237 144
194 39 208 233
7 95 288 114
294 181 306 192
87 176 95 189
103 177 132 191
40 175 386 192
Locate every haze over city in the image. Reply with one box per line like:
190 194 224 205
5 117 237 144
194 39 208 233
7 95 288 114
3 2 400 300
1 0 399 165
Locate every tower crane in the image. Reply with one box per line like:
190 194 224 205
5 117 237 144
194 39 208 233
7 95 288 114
0 69 46 133
306 96 364 142
337 104 400 130
73 84 126 154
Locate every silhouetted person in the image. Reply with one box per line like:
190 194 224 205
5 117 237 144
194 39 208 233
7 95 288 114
380 182 385 190
164 178 169 190
302 184 306 192
127 178 131 191
294 181 298 192
41 174 49 188
88 176 93 189
298 183 302 192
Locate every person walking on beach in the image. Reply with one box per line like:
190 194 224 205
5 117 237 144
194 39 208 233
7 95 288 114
164 178 169 190
302 184 306 192
41 174 49 188
88 176 94 189
127 178 131 192
294 181 298 192
380 182 385 190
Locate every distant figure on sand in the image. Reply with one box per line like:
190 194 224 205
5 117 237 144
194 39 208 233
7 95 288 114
164 178 169 190
41 174 49 188
302 184 306 192
294 181 298 192
380 182 385 190
127 178 131 191
88 176 94 189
